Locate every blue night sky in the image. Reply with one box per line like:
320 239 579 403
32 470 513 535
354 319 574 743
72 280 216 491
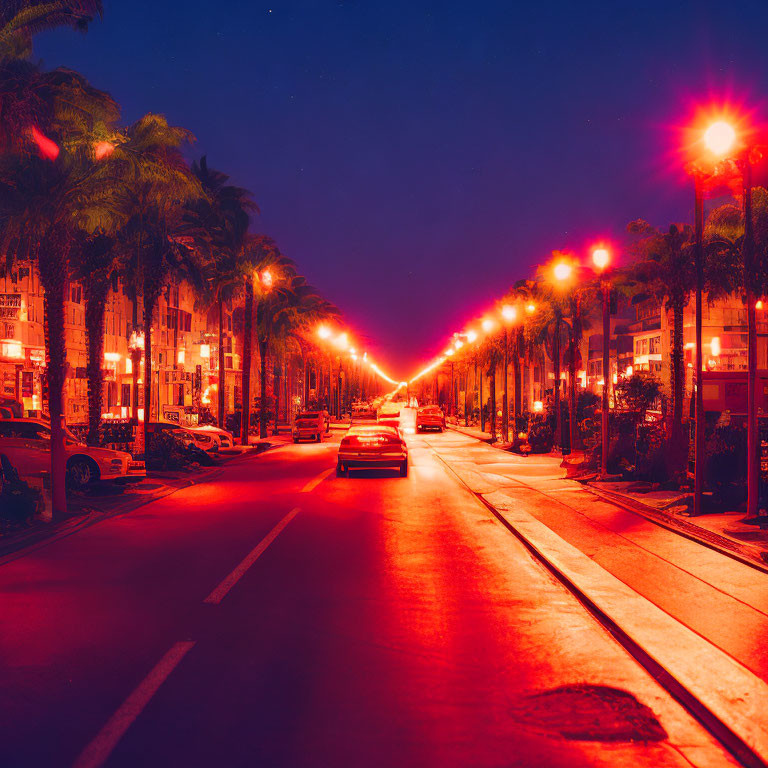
35 0 768 377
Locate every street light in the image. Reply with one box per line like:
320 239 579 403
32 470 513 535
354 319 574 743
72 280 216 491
500 304 518 441
592 245 612 478
550 256 575 455
687 113 753 517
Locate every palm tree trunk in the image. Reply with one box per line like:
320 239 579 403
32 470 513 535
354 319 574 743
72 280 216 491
502 328 509 441
259 338 268 439
670 302 685 448
240 276 254 444
303 354 309 406
273 358 281 436
568 335 577 453
142 292 154 454
489 364 497 440
217 298 226 428
554 318 562 451
85 285 108 446
42 271 68 519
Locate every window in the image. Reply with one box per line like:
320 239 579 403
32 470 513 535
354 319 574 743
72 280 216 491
649 336 661 354
70 285 82 304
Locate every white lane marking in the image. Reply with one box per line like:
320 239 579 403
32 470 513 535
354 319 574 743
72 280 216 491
73 641 195 768
203 507 300 605
300 467 334 493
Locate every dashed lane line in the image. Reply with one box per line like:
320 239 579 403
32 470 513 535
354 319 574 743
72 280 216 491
73 641 196 768
203 507 301 605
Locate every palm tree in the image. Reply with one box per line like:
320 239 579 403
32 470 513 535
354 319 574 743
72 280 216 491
0 70 117 518
185 157 257 429
626 220 695 461
112 114 202 451
71 230 119 445
1 1 102 61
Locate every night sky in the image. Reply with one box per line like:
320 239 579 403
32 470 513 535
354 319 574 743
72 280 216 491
35 1 768 378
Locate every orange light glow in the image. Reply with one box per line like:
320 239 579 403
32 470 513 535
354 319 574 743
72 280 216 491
261 269 273 288
526 303 536 314
454 339 464 350
317 325 332 339
501 305 517 322
553 262 573 282
481 318 495 333
94 141 115 161
756 300 764 310
592 247 610 271
466 330 478 343
334 333 349 350
445 348 455 356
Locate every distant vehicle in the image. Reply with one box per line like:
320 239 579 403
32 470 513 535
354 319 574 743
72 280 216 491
293 411 327 443
377 408 402 434
337 424 408 477
351 402 377 422
0 418 145 489
416 405 445 432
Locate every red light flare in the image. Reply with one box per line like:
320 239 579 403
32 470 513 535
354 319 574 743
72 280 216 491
664 96 767 191
30 126 59 161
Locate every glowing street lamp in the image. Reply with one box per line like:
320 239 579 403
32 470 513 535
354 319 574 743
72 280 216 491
703 120 737 156
592 245 612 477
500 304 518 441
687 112 758 517
553 261 573 283
317 325 332 340
466 330 478 343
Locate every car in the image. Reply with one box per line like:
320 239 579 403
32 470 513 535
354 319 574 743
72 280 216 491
416 405 446 432
187 424 234 450
293 411 326 443
337 424 408 477
0 418 145 489
148 422 218 453
351 403 377 422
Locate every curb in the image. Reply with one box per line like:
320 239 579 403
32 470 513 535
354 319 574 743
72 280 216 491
0 446 273 565
585 484 768 575
446 422 768 575
433 448 768 768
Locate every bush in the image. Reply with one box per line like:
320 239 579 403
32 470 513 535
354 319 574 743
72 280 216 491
0 456 39 531
705 423 747 507
528 413 554 453
145 430 215 471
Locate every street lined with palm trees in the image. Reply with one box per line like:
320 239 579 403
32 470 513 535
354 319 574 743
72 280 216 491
0 432 740 768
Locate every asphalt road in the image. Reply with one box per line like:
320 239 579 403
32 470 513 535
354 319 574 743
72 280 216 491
0 431 738 767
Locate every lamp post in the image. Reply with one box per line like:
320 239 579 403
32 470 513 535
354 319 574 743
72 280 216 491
501 305 517 442
687 117 758 516
481 317 496 440
592 247 611 478
552 259 574 455
258 269 275 440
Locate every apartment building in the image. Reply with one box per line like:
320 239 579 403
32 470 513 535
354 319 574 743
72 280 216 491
0 262 243 425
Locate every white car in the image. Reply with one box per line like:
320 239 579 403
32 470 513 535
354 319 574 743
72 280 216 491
187 424 234 450
0 418 145 489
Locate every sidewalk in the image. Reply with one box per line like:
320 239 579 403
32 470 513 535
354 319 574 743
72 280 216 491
431 428 768 764
447 423 768 568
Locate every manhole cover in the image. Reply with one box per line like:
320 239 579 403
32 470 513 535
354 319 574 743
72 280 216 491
509 684 667 742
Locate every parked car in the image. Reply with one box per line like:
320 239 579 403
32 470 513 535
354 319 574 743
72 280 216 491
416 405 446 432
293 411 328 443
187 424 234 450
337 424 408 477
0 418 145 489
148 422 218 453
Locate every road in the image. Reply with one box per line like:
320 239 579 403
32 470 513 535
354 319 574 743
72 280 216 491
0 431 739 767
